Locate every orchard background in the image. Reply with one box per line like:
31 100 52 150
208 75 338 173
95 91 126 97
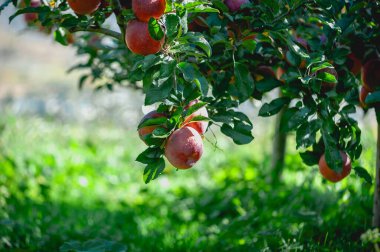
0 0 380 251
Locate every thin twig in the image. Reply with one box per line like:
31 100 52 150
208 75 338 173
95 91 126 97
69 26 122 40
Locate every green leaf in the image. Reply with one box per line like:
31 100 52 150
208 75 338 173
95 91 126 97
354 166 372 185
184 2 219 13
152 127 171 138
148 17 165 41
296 119 321 149
136 147 164 164
288 39 309 58
186 33 212 57
259 97 290 117
255 78 282 93
187 115 210 122
185 101 207 117
322 132 343 173
300 151 320 166
284 107 311 131
366 91 380 104
165 14 180 40
316 71 337 83
233 62 254 102
143 158 166 184
241 39 256 53
145 76 174 105
221 122 254 145
261 0 280 13
54 28 68 46
138 117 167 129
9 6 50 23
177 62 209 96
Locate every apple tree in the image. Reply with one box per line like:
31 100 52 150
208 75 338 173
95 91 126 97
2 0 380 226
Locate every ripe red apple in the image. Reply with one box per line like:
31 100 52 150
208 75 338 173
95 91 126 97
125 19 164 56
319 152 351 183
132 0 166 22
183 100 209 135
165 126 204 169
359 86 370 108
138 110 167 144
67 0 101 15
347 53 362 75
362 58 380 92
225 0 249 12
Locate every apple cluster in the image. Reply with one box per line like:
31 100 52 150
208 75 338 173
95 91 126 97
317 55 380 183
138 101 208 170
64 0 166 55
125 0 166 56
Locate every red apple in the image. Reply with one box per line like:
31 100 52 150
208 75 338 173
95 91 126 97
125 19 164 56
165 126 204 169
319 152 351 183
225 0 249 12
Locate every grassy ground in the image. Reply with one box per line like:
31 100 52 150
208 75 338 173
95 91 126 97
0 113 376 251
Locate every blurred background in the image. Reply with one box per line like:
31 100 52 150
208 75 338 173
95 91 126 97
0 5 378 252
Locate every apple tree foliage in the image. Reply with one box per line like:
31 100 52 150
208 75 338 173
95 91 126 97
1 0 380 183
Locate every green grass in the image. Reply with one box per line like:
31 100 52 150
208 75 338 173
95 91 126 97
0 114 376 251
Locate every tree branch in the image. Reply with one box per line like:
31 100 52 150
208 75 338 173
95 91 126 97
69 26 122 40
111 0 127 44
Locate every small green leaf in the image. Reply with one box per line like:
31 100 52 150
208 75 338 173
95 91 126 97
145 76 174 105
316 71 337 83
284 107 311 131
322 132 343 173
366 91 380 104
136 147 164 164
255 78 282 93
148 17 165 41
259 97 290 117
9 6 50 23
138 117 167 129
185 101 207 117
165 14 180 40
54 28 68 46
177 62 209 96
300 151 320 166
143 158 166 184
354 166 372 184
221 122 254 145
233 62 254 102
